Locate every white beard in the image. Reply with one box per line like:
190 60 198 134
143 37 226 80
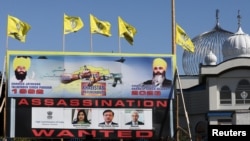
152 75 165 88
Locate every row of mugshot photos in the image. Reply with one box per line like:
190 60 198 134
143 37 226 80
31 107 153 129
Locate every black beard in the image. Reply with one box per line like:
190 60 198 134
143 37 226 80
153 70 166 77
15 70 27 81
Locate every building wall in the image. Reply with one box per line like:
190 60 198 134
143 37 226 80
179 62 250 140
233 110 250 124
207 69 250 111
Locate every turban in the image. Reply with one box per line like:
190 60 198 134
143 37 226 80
13 57 31 71
152 58 167 71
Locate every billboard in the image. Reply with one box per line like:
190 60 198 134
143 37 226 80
31 108 152 129
6 50 175 139
7 51 174 99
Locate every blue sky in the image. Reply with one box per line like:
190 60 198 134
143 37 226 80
0 0 250 75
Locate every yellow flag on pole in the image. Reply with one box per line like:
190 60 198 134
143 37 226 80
90 14 111 37
118 16 137 45
176 24 195 52
64 13 84 34
7 15 31 42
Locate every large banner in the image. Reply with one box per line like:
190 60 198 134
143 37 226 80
9 98 167 138
6 50 175 139
7 51 175 99
31 108 152 129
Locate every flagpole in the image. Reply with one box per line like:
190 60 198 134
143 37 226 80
6 36 9 51
90 33 93 52
62 16 65 141
171 0 176 140
118 17 121 53
172 0 176 55
6 16 9 51
118 37 121 53
63 34 65 52
4 27 8 141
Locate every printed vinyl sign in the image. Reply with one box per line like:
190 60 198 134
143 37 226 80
6 50 175 139
7 51 175 99
31 108 152 129
7 98 167 138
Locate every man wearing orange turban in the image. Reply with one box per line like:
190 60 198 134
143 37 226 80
142 58 172 88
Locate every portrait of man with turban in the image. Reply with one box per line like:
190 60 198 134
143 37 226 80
142 57 172 88
12 56 32 82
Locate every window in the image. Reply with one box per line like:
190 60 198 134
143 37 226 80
218 119 232 125
235 79 250 104
220 86 231 104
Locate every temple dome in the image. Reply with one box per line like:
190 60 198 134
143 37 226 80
222 26 250 61
182 9 233 75
204 50 217 65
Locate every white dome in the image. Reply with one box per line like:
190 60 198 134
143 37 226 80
204 50 217 65
222 27 250 61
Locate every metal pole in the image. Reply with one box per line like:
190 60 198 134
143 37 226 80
171 0 178 140
176 90 179 141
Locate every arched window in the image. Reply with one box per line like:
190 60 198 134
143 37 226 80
220 86 231 104
235 79 250 104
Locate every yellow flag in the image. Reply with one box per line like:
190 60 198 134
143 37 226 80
176 24 195 53
118 16 137 45
90 14 111 37
64 13 84 34
7 15 31 42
